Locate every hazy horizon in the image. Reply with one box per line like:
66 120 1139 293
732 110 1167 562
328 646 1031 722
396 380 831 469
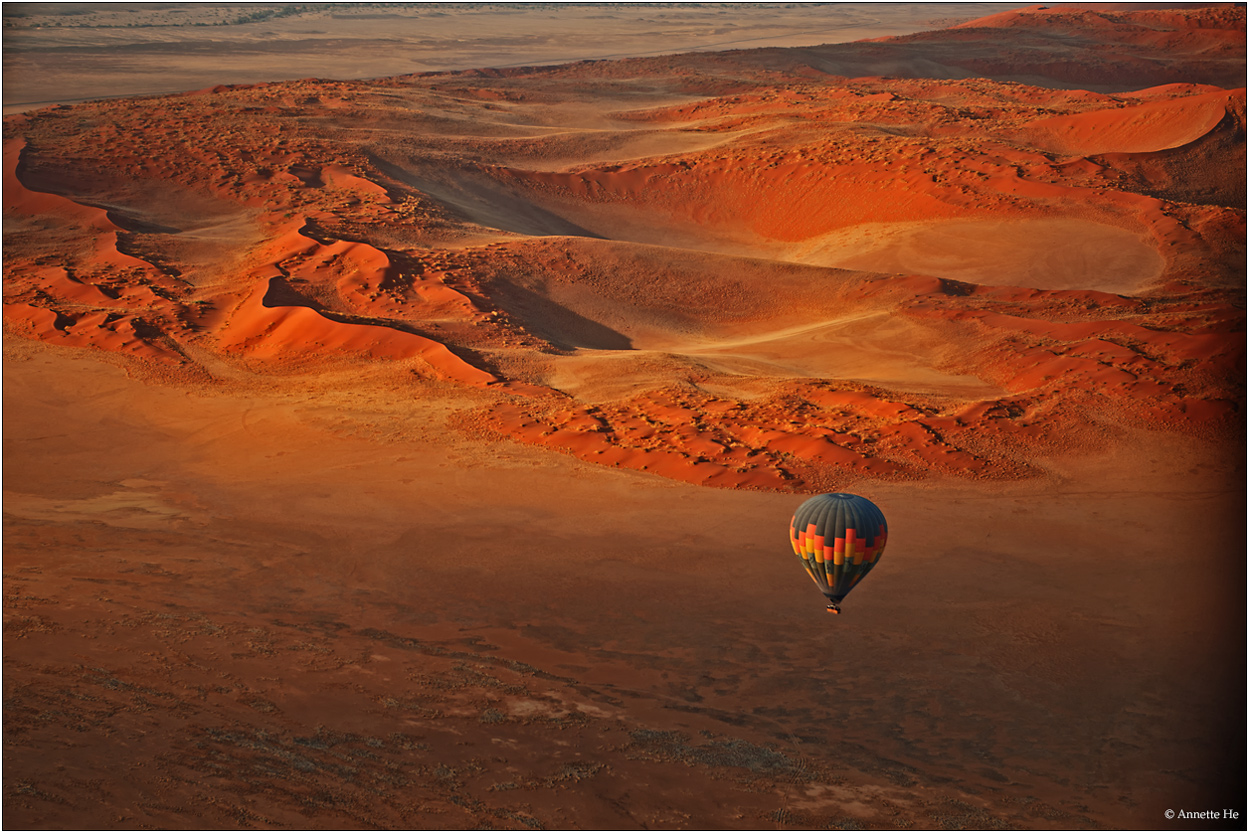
3 1 1007 112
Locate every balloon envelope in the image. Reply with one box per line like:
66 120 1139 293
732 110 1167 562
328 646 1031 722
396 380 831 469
789 493 887 604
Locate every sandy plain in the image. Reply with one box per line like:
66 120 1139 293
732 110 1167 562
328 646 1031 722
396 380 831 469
3 2 1247 830
2 2 998 113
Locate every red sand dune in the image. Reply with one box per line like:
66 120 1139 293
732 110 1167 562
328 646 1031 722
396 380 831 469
3 4 1245 830
1021 87 1240 155
217 274 497 386
4 56 1243 489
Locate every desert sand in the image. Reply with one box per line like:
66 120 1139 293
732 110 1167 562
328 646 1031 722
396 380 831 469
3 2 997 113
4 2 1246 830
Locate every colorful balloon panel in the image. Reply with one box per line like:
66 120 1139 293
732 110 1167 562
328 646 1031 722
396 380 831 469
789 493 887 603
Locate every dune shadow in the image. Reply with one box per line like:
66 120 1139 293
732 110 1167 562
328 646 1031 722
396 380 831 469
261 276 321 309
371 155 601 239
258 275 504 374
100 207 181 234
490 281 632 351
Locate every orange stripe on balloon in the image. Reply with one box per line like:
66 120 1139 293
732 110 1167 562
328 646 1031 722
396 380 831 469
851 533 867 565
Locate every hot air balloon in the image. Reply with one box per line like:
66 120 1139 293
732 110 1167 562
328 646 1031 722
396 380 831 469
789 493 887 614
